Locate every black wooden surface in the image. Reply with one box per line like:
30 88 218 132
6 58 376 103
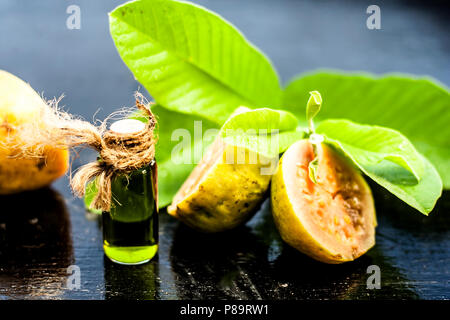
0 0 449 300
0 180 449 300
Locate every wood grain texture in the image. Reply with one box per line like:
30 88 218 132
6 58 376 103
0 178 449 300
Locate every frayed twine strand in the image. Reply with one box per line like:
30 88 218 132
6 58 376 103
71 99 156 212
6 93 157 212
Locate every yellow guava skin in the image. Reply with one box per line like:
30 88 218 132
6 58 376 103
168 142 272 233
271 140 377 264
0 70 69 194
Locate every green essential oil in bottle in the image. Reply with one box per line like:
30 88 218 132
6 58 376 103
102 120 158 265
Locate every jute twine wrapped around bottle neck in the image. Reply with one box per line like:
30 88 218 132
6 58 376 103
70 100 157 212
8 94 157 212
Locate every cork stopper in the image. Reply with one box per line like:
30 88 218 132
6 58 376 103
110 119 146 134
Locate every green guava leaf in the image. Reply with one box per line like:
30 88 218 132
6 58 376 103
308 156 319 184
85 104 219 210
283 71 450 189
152 105 219 207
84 179 102 215
222 108 298 132
317 119 443 214
109 0 281 124
317 120 425 181
306 90 322 132
220 108 304 157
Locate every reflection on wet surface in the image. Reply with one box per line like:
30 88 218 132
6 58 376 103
104 256 159 300
0 188 73 299
0 179 448 299
369 182 450 299
167 198 421 300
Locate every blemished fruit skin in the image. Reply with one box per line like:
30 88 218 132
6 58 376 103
271 140 377 264
0 70 69 194
168 140 273 233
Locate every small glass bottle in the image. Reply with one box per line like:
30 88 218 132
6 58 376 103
102 119 158 265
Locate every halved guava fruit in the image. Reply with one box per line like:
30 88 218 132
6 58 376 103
168 135 272 232
271 139 377 263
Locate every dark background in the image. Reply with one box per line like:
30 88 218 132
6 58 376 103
0 0 449 299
